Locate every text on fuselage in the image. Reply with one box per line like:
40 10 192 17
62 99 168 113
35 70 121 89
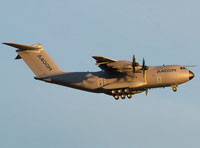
157 69 176 73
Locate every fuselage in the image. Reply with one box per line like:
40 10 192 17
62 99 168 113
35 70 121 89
36 65 194 97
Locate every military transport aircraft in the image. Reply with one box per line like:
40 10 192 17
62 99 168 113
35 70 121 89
3 42 195 100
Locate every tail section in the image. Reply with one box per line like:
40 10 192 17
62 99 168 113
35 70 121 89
3 42 62 76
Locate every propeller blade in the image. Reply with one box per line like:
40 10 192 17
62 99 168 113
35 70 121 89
145 89 148 96
132 54 136 72
143 70 145 78
142 58 145 77
143 58 145 67
132 54 140 73
141 58 149 77
132 54 136 64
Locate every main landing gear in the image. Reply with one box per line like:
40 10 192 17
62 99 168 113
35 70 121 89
112 89 133 100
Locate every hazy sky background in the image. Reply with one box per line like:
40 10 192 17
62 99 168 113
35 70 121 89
0 0 200 148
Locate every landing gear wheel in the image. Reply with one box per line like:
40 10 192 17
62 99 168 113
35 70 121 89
127 94 132 99
118 89 122 94
121 94 126 99
173 87 177 92
111 90 116 94
124 88 129 93
114 95 119 100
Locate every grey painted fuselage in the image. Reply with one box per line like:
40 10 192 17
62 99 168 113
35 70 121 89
35 65 193 97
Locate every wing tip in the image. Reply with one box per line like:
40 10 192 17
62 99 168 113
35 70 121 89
2 42 11 45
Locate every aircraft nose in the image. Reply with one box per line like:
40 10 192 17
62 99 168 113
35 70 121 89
189 71 195 80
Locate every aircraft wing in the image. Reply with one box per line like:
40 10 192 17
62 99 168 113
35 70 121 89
92 56 117 65
92 56 133 74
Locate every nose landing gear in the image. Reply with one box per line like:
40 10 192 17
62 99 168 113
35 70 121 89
171 85 178 92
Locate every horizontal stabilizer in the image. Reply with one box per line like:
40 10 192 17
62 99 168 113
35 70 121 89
3 42 41 50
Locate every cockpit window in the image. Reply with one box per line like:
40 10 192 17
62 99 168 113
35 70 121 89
180 67 186 70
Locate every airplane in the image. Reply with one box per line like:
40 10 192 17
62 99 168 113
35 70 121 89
3 42 195 100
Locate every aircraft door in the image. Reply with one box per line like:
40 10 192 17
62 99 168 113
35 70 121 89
157 76 162 84
98 78 104 87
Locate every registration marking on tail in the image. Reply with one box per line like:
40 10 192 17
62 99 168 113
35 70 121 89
37 55 52 71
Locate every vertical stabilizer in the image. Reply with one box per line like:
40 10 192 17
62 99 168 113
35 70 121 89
3 42 62 76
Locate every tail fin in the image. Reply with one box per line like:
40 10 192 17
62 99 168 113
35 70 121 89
3 42 62 76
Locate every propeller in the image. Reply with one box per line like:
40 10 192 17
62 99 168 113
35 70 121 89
142 58 149 96
131 54 149 78
132 54 139 73
132 55 149 96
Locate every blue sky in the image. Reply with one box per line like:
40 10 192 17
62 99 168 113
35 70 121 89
0 0 200 148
